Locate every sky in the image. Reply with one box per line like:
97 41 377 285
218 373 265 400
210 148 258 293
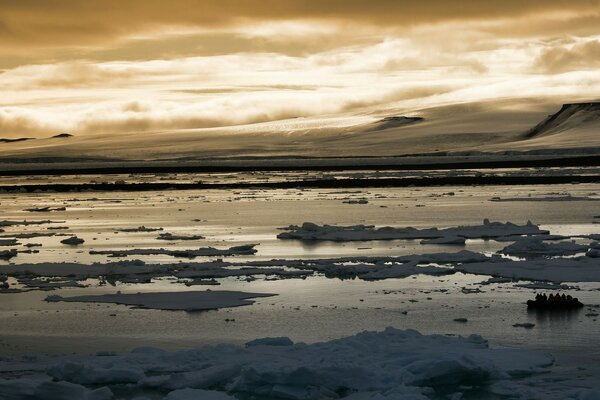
1 0 600 138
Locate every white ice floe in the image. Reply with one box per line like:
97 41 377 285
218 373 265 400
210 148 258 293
478 277 513 285
243 251 488 280
3 247 597 287
456 257 600 283
117 226 164 232
0 260 171 279
156 233 205 241
45 290 275 311
514 281 576 290
0 253 461 289
499 237 588 257
89 244 257 258
0 327 571 400
278 220 547 241
0 220 62 227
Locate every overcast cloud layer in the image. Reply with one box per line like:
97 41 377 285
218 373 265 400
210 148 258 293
1 0 599 137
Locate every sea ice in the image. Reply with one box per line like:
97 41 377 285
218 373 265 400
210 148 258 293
278 220 547 241
0 327 566 400
45 290 276 311
117 226 164 232
60 236 85 246
456 257 600 283
89 244 257 258
500 237 588 257
156 233 205 241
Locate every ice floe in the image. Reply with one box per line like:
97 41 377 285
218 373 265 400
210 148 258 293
60 236 85 246
116 226 164 232
0 250 17 260
278 220 547 241
456 257 600 283
46 290 276 311
0 238 19 246
0 327 571 400
499 237 588 257
156 233 205 241
0 220 63 227
24 206 66 212
89 244 257 258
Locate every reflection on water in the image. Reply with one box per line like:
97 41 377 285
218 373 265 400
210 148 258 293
530 307 583 326
0 182 599 374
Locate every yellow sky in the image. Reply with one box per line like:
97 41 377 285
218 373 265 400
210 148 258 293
1 0 599 137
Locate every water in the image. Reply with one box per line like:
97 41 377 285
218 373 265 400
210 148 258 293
0 181 599 380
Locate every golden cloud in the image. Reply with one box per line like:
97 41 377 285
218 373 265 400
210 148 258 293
1 0 598 48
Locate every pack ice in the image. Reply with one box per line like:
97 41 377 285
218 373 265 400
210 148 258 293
4 327 595 400
277 220 547 242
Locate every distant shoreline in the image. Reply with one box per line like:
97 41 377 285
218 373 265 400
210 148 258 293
2 153 600 176
1 174 599 193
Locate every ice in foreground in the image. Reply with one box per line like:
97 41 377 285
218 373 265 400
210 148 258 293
3 327 597 400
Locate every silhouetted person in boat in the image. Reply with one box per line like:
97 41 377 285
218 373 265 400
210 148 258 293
527 292 583 309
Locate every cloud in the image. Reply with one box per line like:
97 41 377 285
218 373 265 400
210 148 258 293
0 62 141 89
0 108 60 136
533 38 600 73
0 0 598 49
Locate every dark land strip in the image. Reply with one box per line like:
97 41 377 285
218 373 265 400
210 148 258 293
2 154 600 176
1 174 599 193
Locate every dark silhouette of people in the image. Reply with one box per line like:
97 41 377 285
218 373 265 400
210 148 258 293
527 292 583 309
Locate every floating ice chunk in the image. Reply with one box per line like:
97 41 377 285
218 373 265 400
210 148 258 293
478 277 512 285
156 233 205 241
515 281 575 290
0 249 17 259
45 290 276 311
513 323 535 329
117 226 164 232
25 206 66 212
0 220 63 227
278 220 547 242
60 236 85 246
360 262 451 280
89 244 257 258
343 199 369 204
0 238 19 246
0 328 560 399
456 257 600 283
500 237 587 257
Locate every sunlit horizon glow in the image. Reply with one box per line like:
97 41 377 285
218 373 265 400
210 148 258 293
1 0 600 137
